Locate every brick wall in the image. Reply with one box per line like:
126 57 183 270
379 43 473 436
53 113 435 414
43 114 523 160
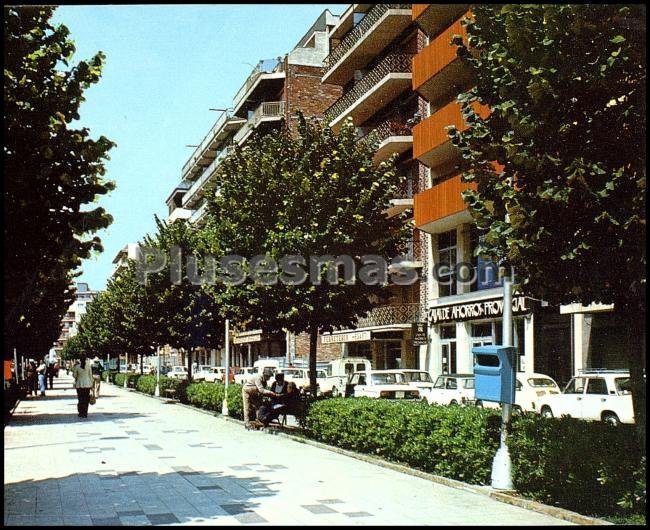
285 63 342 132
293 331 342 361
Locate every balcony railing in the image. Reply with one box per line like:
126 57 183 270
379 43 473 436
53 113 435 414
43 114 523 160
323 4 411 73
324 53 414 124
233 101 285 144
181 111 235 181
233 58 285 110
182 145 234 208
360 114 413 146
190 201 208 224
357 303 424 328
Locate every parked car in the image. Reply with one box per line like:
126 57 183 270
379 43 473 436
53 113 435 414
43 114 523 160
537 369 633 425
398 370 435 399
426 374 476 406
167 365 188 380
320 357 372 397
234 367 258 384
193 366 224 383
346 370 420 400
277 367 327 395
478 372 561 413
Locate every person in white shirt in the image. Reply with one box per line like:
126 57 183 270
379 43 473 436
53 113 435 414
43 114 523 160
72 354 94 418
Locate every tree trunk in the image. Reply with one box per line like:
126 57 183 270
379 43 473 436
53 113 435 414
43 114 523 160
309 326 318 396
624 307 646 448
187 349 193 382
140 353 144 375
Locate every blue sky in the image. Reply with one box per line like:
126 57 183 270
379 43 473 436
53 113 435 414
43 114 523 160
52 4 345 290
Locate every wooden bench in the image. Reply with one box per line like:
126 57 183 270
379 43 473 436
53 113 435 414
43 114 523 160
163 387 177 400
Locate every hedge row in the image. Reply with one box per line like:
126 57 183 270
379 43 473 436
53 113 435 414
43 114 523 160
185 381 244 420
305 398 645 519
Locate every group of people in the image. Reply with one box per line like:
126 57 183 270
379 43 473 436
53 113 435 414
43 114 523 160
242 371 301 430
25 359 58 397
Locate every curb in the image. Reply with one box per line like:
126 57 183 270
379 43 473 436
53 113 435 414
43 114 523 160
113 382 612 525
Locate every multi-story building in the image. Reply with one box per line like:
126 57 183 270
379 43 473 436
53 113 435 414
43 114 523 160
302 3 426 370
54 282 98 354
164 10 343 367
111 243 142 279
411 4 624 386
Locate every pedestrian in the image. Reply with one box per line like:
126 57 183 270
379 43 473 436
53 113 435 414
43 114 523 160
26 360 36 397
37 359 47 397
46 361 56 390
72 353 93 418
242 370 280 429
90 356 103 399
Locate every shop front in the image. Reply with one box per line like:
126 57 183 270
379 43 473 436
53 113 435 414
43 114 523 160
231 329 286 368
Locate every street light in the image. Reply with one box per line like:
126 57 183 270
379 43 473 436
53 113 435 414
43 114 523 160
155 346 161 397
221 319 230 416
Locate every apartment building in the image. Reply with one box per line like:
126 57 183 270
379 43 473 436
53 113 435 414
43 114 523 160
298 3 427 371
411 4 624 386
54 282 98 354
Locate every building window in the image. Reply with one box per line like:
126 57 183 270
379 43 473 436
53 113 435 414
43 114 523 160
469 226 502 292
437 229 457 297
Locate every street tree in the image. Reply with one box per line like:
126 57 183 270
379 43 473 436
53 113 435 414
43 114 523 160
203 115 411 393
4 6 115 359
449 5 646 437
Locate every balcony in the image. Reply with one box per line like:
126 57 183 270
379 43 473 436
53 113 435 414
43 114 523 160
414 173 475 233
413 100 489 168
413 16 473 107
412 4 469 38
360 114 413 164
323 4 412 86
189 201 208 225
181 113 245 182
325 53 413 133
232 58 286 116
233 101 285 145
182 145 233 209
356 303 424 329
167 207 193 224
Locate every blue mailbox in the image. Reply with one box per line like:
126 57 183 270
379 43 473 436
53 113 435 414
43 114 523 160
472 345 517 404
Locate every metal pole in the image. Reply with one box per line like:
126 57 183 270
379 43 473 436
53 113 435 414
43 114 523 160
491 274 514 490
13 348 18 384
222 319 230 415
155 346 161 397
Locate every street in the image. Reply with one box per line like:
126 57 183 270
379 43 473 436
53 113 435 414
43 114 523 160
4 374 572 526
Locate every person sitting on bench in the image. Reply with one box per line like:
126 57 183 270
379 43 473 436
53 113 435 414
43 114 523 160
257 380 300 427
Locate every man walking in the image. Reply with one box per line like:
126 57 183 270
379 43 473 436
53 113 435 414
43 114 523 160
91 357 103 399
46 361 56 390
36 359 47 397
242 370 279 429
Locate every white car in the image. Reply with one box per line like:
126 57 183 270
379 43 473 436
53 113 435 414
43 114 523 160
167 366 188 380
277 368 327 395
478 372 561 413
427 374 475 406
234 367 258 384
347 370 420 400
193 366 224 383
399 370 435 399
537 370 634 425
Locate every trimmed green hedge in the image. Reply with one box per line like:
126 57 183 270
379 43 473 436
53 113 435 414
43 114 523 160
185 382 244 420
305 398 645 519
104 370 118 383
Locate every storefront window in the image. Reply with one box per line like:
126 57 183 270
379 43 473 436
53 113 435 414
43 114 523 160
438 229 457 297
469 226 502 292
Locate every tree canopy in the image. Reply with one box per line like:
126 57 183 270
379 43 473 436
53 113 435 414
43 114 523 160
4 6 115 358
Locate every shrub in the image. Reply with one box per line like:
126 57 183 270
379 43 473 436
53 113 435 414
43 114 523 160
225 384 244 420
305 398 645 519
159 377 190 403
187 382 224 411
113 373 126 387
135 375 157 396
104 370 118 383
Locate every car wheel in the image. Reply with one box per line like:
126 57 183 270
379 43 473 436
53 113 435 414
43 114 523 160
331 387 340 398
513 405 523 414
450 399 458 406
475 400 483 408
602 412 620 426
541 406 554 419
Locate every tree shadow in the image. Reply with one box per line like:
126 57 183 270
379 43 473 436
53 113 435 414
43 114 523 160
4 468 279 525
7 412 147 426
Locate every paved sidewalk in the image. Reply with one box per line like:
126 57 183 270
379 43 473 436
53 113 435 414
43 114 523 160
4 373 572 526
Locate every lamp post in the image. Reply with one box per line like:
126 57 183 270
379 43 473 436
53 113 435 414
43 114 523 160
155 346 161 397
221 319 230 416
491 274 514 490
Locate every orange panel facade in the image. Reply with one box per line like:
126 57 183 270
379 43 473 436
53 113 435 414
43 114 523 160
413 100 489 161
412 17 467 91
412 4 429 21
414 174 476 228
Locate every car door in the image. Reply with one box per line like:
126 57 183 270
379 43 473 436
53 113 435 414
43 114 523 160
561 377 587 417
346 373 360 397
353 373 368 398
581 377 609 420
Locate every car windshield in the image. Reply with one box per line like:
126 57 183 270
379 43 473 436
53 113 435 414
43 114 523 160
401 372 432 383
371 373 404 385
462 379 475 389
282 369 302 377
527 377 557 388
433 376 445 389
615 377 632 394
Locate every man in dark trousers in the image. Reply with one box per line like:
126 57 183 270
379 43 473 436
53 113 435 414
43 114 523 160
242 370 279 429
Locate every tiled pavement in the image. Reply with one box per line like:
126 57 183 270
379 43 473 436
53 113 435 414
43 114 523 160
4 374 573 526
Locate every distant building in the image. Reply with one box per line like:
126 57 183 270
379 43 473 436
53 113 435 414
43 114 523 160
54 282 98 354
111 243 142 278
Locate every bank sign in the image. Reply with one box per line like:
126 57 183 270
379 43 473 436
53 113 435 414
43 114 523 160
428 296 531 324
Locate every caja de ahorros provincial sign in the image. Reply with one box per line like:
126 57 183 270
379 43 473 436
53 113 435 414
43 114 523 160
428 296 531 324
